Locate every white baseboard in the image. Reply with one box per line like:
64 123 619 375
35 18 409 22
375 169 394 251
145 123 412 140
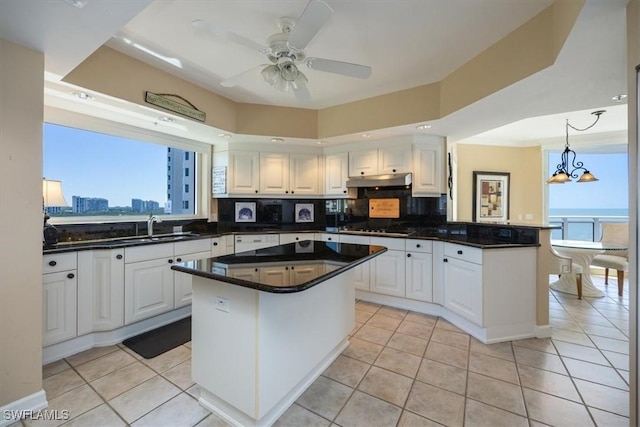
0 390 47 427
43 306 191 365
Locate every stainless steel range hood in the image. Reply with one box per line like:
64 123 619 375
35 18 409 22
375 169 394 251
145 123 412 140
346 173 412 188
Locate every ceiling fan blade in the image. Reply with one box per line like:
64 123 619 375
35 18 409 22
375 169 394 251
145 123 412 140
220 64 268 87
288 0 333 50
305 57 372 79
192 19 268 53
293 81 312 103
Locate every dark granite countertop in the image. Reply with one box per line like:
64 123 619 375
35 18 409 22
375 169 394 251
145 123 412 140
171 241 387 293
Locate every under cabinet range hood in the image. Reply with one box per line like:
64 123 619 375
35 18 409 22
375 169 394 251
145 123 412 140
346 173 412 188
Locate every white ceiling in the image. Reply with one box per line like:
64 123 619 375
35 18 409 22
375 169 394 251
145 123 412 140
0 0 631 146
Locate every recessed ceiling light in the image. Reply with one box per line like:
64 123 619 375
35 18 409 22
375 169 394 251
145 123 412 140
64 0 89 8
361 133 372 138
158 116 175 122
416 124 431 130
316 141 327 145
612 94 627 102
71 91 94 100
271 138 284 143
218 133 231 138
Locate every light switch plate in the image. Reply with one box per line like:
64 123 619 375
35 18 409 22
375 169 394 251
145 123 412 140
215 296 230 313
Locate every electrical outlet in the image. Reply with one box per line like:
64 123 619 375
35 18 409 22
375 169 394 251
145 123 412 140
173 225 183 233
525 214 533 220
215 296 230 313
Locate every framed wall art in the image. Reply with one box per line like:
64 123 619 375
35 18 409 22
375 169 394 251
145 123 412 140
235 202 256 223
294 203 314 223
472 171 510 223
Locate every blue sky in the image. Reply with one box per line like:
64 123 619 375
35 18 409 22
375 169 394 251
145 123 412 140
43 123 167 207
548 152 628 210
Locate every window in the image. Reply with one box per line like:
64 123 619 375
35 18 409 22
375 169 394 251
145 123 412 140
547 149 628 240
185 152 190 160
184 184 189 193
44 122 201 219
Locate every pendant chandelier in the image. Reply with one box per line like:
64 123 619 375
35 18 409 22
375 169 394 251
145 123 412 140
547 110 606 184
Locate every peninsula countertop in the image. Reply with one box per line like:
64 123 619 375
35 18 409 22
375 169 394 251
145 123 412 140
171 240 387 293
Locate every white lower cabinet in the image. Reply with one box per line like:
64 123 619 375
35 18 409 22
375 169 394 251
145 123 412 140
43 269 77 346
443 243 483 324
405 251 433 302
290 264 319 286
42 252 78 346
125 256 175 324
259 265 290 287
174 250 211 308
370 250 406 297
339 234 371 290
77 250 125 335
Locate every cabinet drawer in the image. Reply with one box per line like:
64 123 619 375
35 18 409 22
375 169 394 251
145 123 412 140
174 238 212 256
405 239 433 253
444 243 482 265
370 237 405 251
338 234 370 245
125 243 174 263
314 233 338 242
43 252 77 273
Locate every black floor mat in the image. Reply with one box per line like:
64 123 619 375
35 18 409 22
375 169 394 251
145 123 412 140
123 316 191 359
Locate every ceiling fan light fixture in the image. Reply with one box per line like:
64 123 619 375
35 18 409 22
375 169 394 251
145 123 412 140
261 65 280 86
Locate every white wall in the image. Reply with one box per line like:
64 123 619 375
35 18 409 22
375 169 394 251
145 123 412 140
0 39 44 406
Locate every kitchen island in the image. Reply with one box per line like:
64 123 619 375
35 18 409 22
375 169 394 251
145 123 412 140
172 241 386 427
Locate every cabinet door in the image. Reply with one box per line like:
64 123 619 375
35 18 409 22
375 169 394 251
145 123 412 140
405 251 433 302
211 237 228 257
124 258 174 324
259 265 290 287
349 149 378 177
290 153 319 195
290 264 319 286
378 147 411 174
260 152 289 194
325 152 349 196
228 267 260 282
174 250 211 308
43 270 77 346
412 142 444 196
229 152 260 194
77 250 125 335
443 257 482 325
370 250 406 297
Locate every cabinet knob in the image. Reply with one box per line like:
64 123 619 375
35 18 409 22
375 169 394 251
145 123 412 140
176 257 182 262
407 253 412 258
116 254 123 260
291 266 295 270
213 242 218 246
48 260 57 266
443 258 448 262
360 171 364 175
67 273 75 279
285 190 289 194
416 244 421 248
392 169 396 173
295 237 299 240
285 266 289 270
328 237 332 241
255 268 258 272
168 259 173 264
291 191 294 194
457 250 463 255
255 190 258 193
343 190 347 194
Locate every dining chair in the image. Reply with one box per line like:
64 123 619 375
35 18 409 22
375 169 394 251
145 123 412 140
549 246 583 299
590 222 629 296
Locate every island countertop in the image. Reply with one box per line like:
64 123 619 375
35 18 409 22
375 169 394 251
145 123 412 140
171 240 386 293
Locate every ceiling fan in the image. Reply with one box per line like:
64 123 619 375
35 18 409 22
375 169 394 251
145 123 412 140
192 0 372 102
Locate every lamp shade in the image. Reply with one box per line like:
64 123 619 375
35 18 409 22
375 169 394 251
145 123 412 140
43 179 68 207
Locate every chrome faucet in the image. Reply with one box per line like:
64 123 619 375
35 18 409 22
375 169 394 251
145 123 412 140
147 213 161 237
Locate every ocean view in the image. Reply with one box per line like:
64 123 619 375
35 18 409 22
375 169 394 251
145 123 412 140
549 208 629 217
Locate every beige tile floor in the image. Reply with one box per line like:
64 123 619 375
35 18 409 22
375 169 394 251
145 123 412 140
14 274 630 427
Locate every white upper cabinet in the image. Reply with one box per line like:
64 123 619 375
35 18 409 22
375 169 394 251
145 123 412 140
378 147 411 174
260 152 289 195
325 152 349 196
348 149 378 177
289 153 320 195
228 151 260 195
412 141 444 196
